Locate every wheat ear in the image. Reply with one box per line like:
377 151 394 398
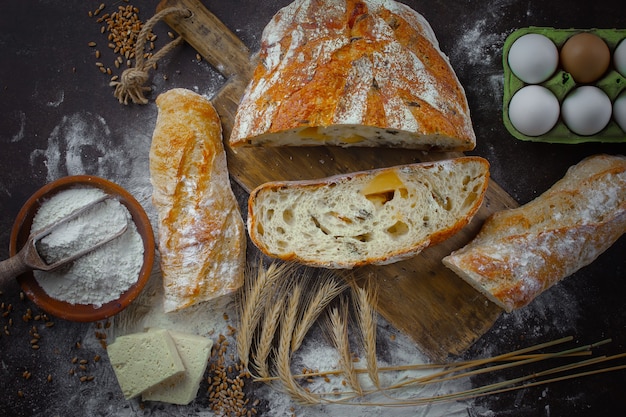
291 272 348 353
275 283 320 404
354 285 380 388
252 292 286 380
328 299 363 396
237 260 291 368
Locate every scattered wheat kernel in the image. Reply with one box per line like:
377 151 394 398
88 41 97 47
71 357 78 364
17 390 24 398
31 345 39 350
47 374 53 383
95 50 101 59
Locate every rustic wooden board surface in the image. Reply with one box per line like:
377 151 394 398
158 0 519 360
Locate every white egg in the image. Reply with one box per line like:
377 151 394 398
614 91 626 132
508 85 560 136
614 40 626 77
508 33 559 84
562 86 612 136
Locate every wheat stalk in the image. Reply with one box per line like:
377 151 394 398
353 285 380 388
274 283 321 404
291 272 348 353
328 299 363 396
237 260 291 368
251 292 286 379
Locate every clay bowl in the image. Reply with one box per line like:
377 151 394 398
9 175 155 322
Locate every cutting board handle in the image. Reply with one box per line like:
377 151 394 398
156 0 253 80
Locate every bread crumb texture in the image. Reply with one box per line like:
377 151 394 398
230 0 475 150
248 157 489 268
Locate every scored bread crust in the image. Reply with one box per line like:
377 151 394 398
230 0 475 151
150 88 246 313
247 157 489 269
443 154 626 313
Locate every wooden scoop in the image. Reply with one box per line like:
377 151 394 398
0 195 128 284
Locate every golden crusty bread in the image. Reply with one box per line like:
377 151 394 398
443 154 626 313
150 88 246 313
229 0 475 151
247 157 489 269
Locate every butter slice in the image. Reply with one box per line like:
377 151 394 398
142 331 213 405
108 329 185 399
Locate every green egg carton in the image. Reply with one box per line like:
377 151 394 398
503 26 626 144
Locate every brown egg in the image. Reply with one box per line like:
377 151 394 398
560 32 611 83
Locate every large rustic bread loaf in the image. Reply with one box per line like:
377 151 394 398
150 88 246 313
443 154 626 313
247 157 489 269
229 0 475 151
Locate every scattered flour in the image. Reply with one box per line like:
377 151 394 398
31 187 144 307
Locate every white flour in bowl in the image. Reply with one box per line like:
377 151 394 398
31 187 144 307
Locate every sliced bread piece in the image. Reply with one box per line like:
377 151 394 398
142 331 213 405
442 154 626 312
108 329 185 399
247 157 490 269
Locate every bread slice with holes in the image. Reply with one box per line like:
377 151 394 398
247 157 489 269
443 154 626 312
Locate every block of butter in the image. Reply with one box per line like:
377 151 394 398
142 330 213 405
108 328 185 399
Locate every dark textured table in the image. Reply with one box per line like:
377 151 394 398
1 1 625 416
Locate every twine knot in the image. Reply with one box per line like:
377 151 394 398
111 67 152 105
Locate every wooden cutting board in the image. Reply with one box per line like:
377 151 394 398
157 0 519 361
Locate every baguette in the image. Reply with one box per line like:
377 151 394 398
247 157 489 269
229 0 475 151
150 88 246 313
443 154 626 312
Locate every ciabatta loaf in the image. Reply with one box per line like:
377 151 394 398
229 0 475 151
443 154 626 313
150 88 246 313
247 157 489 269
